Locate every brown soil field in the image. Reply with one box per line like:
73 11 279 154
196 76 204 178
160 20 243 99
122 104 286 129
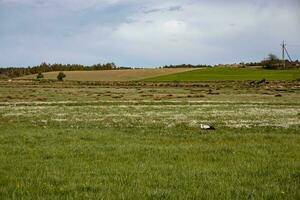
18 68 196 81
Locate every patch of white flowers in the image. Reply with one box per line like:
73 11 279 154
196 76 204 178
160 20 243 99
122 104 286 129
0 102 299 129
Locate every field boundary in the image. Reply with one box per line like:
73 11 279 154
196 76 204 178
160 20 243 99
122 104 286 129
1 100 300 107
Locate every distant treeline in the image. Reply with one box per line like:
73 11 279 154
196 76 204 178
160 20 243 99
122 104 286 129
0 63 213 79
162 64 212 68
0 62 132 78
1 59 299 79
243 62 262 67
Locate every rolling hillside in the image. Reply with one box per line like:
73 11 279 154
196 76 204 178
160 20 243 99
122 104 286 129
18 68 196 81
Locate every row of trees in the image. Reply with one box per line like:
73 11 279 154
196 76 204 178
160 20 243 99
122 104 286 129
0 63 213 79
0 62 119 78
160 56 300 70
162 64 212 68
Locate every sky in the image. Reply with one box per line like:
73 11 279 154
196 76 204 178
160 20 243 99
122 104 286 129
0 0 299 67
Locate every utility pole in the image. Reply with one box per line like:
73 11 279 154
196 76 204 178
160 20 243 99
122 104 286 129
281 41 286 69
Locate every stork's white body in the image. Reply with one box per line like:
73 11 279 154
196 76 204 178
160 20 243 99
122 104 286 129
200 124 215 130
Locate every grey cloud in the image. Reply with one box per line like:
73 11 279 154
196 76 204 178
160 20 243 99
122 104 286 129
143 8 163 14
143 5 183 14
168 5 183 12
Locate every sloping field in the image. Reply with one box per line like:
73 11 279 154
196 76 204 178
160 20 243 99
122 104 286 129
145 67 300 81
19 68 195 81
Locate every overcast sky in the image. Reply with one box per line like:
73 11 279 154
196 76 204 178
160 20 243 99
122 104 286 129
0 0 299 67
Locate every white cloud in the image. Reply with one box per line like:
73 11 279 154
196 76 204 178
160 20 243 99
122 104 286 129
0 0 299 66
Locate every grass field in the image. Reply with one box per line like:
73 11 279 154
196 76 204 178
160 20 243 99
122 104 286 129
18 68 195 81
0 80 299 199
145 67 300 81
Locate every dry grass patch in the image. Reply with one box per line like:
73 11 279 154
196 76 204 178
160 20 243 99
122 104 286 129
112 95 123 99
36 97 48 101
141 94 154 97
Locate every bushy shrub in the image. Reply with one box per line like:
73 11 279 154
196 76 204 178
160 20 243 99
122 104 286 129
57 72 66 81
36 72 44 79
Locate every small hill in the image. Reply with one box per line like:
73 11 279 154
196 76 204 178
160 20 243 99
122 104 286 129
145 67 300 81
18 68 196 81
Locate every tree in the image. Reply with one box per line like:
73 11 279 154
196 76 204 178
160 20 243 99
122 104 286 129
57 72 66 81
267 54 278 61
262 53 280 69
36 72 44 79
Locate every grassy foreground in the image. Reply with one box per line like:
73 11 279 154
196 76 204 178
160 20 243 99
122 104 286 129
0 126 299 199
0 80 299 199
145 68 300 81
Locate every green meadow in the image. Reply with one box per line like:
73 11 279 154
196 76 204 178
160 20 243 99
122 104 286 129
145 68 300 81
0 79 299 199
